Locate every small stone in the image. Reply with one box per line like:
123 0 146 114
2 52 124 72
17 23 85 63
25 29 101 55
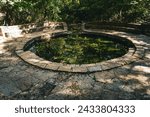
87 65 102 72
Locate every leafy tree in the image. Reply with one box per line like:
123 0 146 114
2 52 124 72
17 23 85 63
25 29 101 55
0 0 150 25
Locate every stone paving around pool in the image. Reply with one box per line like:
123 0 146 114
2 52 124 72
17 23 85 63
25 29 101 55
0 29 150 100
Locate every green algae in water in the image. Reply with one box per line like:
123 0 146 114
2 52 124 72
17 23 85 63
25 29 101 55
34 34 129 64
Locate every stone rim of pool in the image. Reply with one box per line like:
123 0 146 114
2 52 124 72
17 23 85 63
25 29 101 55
15 31 143 73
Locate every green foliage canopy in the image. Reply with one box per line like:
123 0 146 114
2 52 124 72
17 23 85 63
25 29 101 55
0 0 150 25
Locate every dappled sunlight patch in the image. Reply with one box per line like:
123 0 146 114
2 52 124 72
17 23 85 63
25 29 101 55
133 66 150 73
133 40 150 46
118 78 145 93
127 74 149 85
145 51 150 59
0 43 7 54
0 36 4 43
27 59 41 63
146 89 150 95
0 26 23 38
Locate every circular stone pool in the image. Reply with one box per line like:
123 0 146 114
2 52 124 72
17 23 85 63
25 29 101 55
26 33 134 64
16 31 138 73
